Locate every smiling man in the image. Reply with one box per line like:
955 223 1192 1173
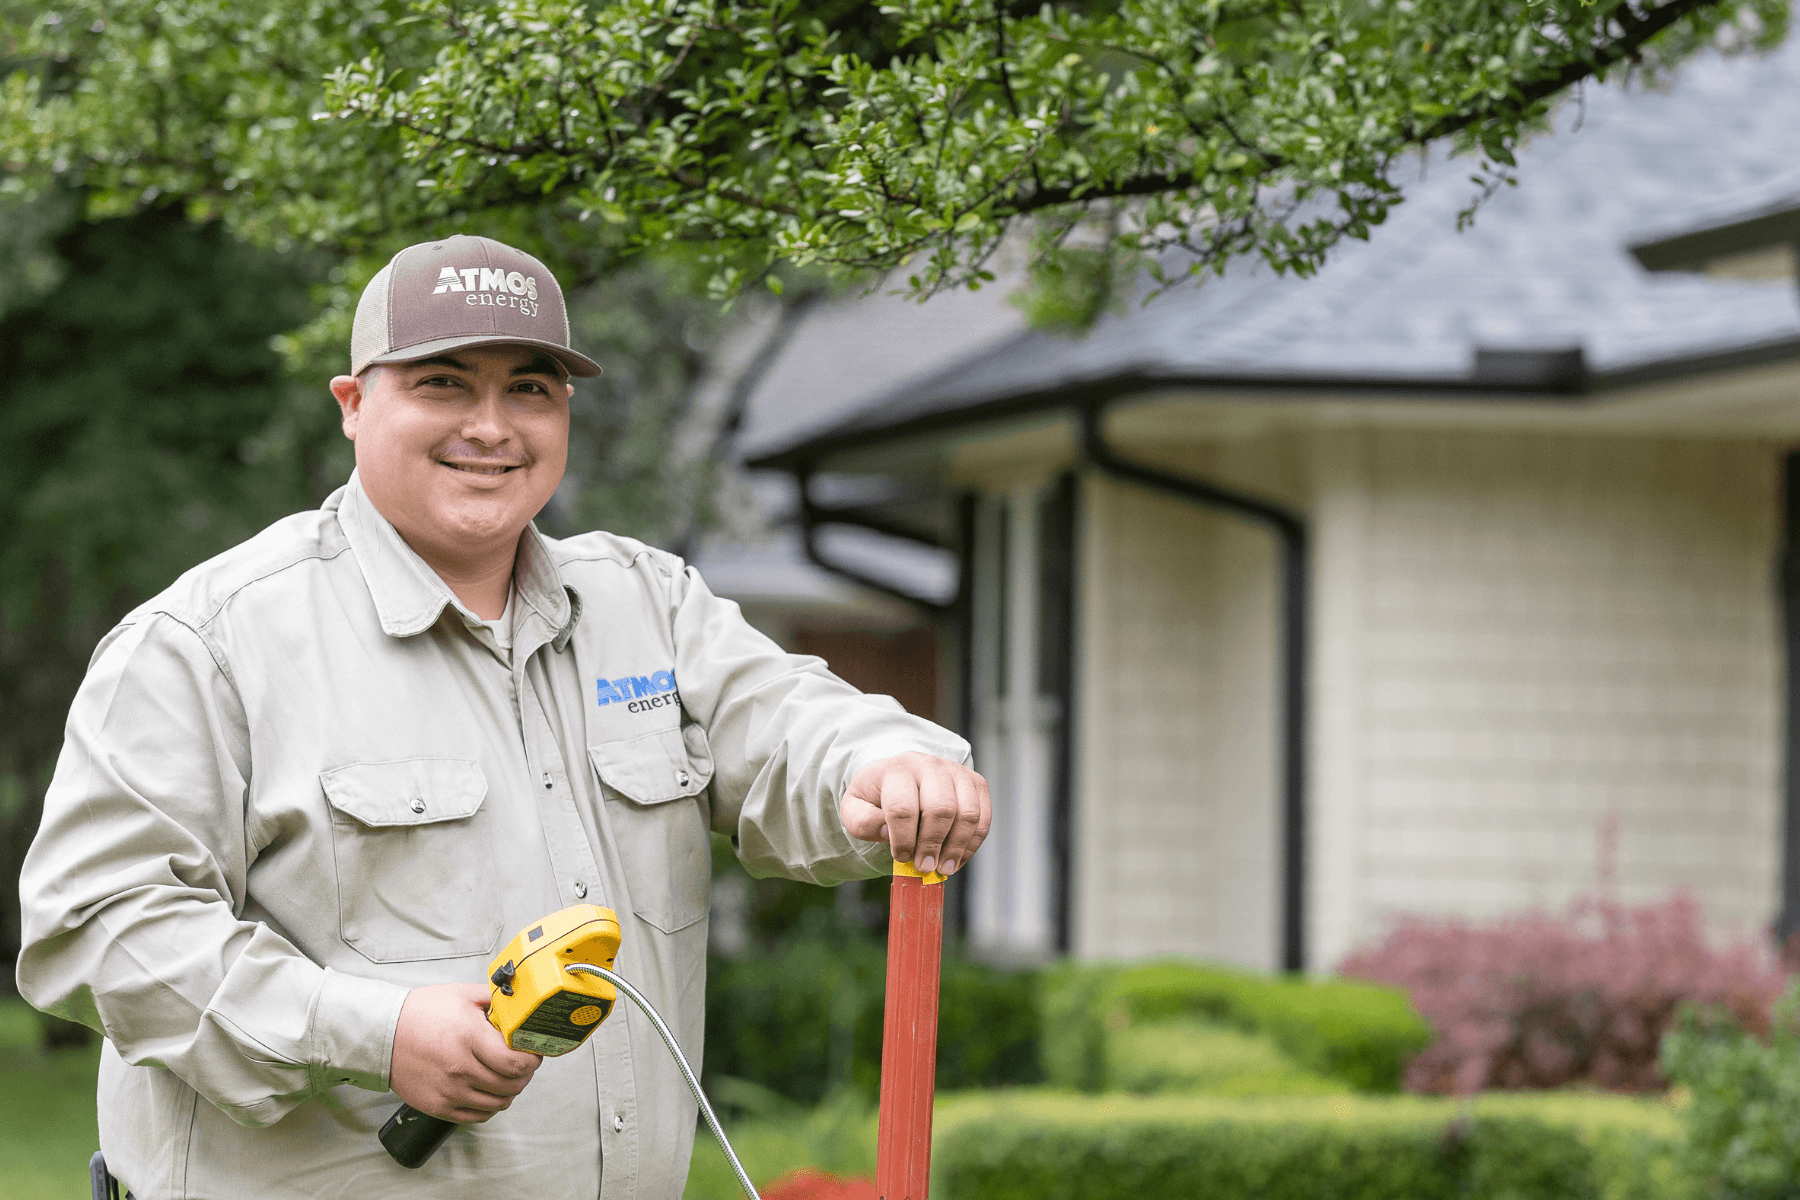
16 235 988 1199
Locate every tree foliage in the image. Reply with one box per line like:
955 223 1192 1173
0 203 321 970
0 0 825 546
2 0 1788 316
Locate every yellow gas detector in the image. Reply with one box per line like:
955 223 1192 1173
483 904 622 1055
378 905 622 1168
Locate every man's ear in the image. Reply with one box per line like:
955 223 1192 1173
329 374 367 441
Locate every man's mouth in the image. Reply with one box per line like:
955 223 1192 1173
440 461 522 476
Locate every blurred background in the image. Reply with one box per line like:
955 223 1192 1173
10 5 1800 1200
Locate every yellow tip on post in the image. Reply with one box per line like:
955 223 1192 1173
893 860 947 886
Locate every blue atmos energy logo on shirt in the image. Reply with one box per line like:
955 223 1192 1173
596 671 677 707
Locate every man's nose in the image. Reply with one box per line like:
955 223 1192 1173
462 392 512 442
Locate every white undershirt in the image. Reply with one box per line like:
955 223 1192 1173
471 588 516 663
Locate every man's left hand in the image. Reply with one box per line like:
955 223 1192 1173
840 753 991 877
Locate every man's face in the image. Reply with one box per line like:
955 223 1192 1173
329 344 572 566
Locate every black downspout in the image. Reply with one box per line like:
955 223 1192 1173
1078 407 1311 973
1039 474 1080 954
948 491 979 943
1779 451 1800 953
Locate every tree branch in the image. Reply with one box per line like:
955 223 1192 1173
1001 0 1729 217
1413 0 1728 143
667 165 797 215
1003 168 1198 214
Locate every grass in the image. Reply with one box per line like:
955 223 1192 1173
0 998 101 1200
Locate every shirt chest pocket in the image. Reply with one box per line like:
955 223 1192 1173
589 726 714 935
319 758 503 963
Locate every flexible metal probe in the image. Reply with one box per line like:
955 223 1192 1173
564 963 760 1200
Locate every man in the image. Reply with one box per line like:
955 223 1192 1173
17 234 988 1199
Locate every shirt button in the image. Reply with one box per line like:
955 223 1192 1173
409 798 426 814
676 769 691 788
542 772 553 789
613 1114 624 1132
574 881 588 899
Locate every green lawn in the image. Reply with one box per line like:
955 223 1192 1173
0 999 101 1200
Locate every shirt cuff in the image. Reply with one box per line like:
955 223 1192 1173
840 736 974 792
308 967 410 1092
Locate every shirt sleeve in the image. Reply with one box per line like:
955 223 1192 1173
14 613 408 1129
667 562 973 884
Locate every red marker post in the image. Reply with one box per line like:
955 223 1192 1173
875 861 946 1200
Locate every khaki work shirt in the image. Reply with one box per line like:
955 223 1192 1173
17 473 968 1200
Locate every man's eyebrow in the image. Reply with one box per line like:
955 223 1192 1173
511 353 567 379
409 355 473 373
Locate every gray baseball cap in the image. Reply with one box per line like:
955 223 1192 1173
350 234 601 377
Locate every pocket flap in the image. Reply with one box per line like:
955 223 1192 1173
319 758 488 827
589 726 714 805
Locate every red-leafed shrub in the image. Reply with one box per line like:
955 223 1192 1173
1339 891 1786 1094
758 1169 877 1200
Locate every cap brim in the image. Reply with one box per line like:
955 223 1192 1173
365 333 602 378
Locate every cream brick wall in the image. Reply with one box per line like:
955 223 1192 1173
1074 465 1283 968
1310 429 1784 967
1071 422 1782 971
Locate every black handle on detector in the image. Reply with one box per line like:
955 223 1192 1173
379 1103 458 1168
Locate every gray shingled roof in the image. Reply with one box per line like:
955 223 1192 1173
735 270 1026 462
750 36 1800 467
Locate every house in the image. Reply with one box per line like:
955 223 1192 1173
689 278 1022 717
732 37 1800 974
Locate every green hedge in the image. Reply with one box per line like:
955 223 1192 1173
704 929 1042 1105
1105 1017 1346 1096
1041 959 1431 1092
932 1091 1692 1200
1037 959 1115 1092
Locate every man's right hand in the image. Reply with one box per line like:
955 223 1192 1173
390 982 541 1123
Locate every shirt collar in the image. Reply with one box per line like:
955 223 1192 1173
328 470 578 644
